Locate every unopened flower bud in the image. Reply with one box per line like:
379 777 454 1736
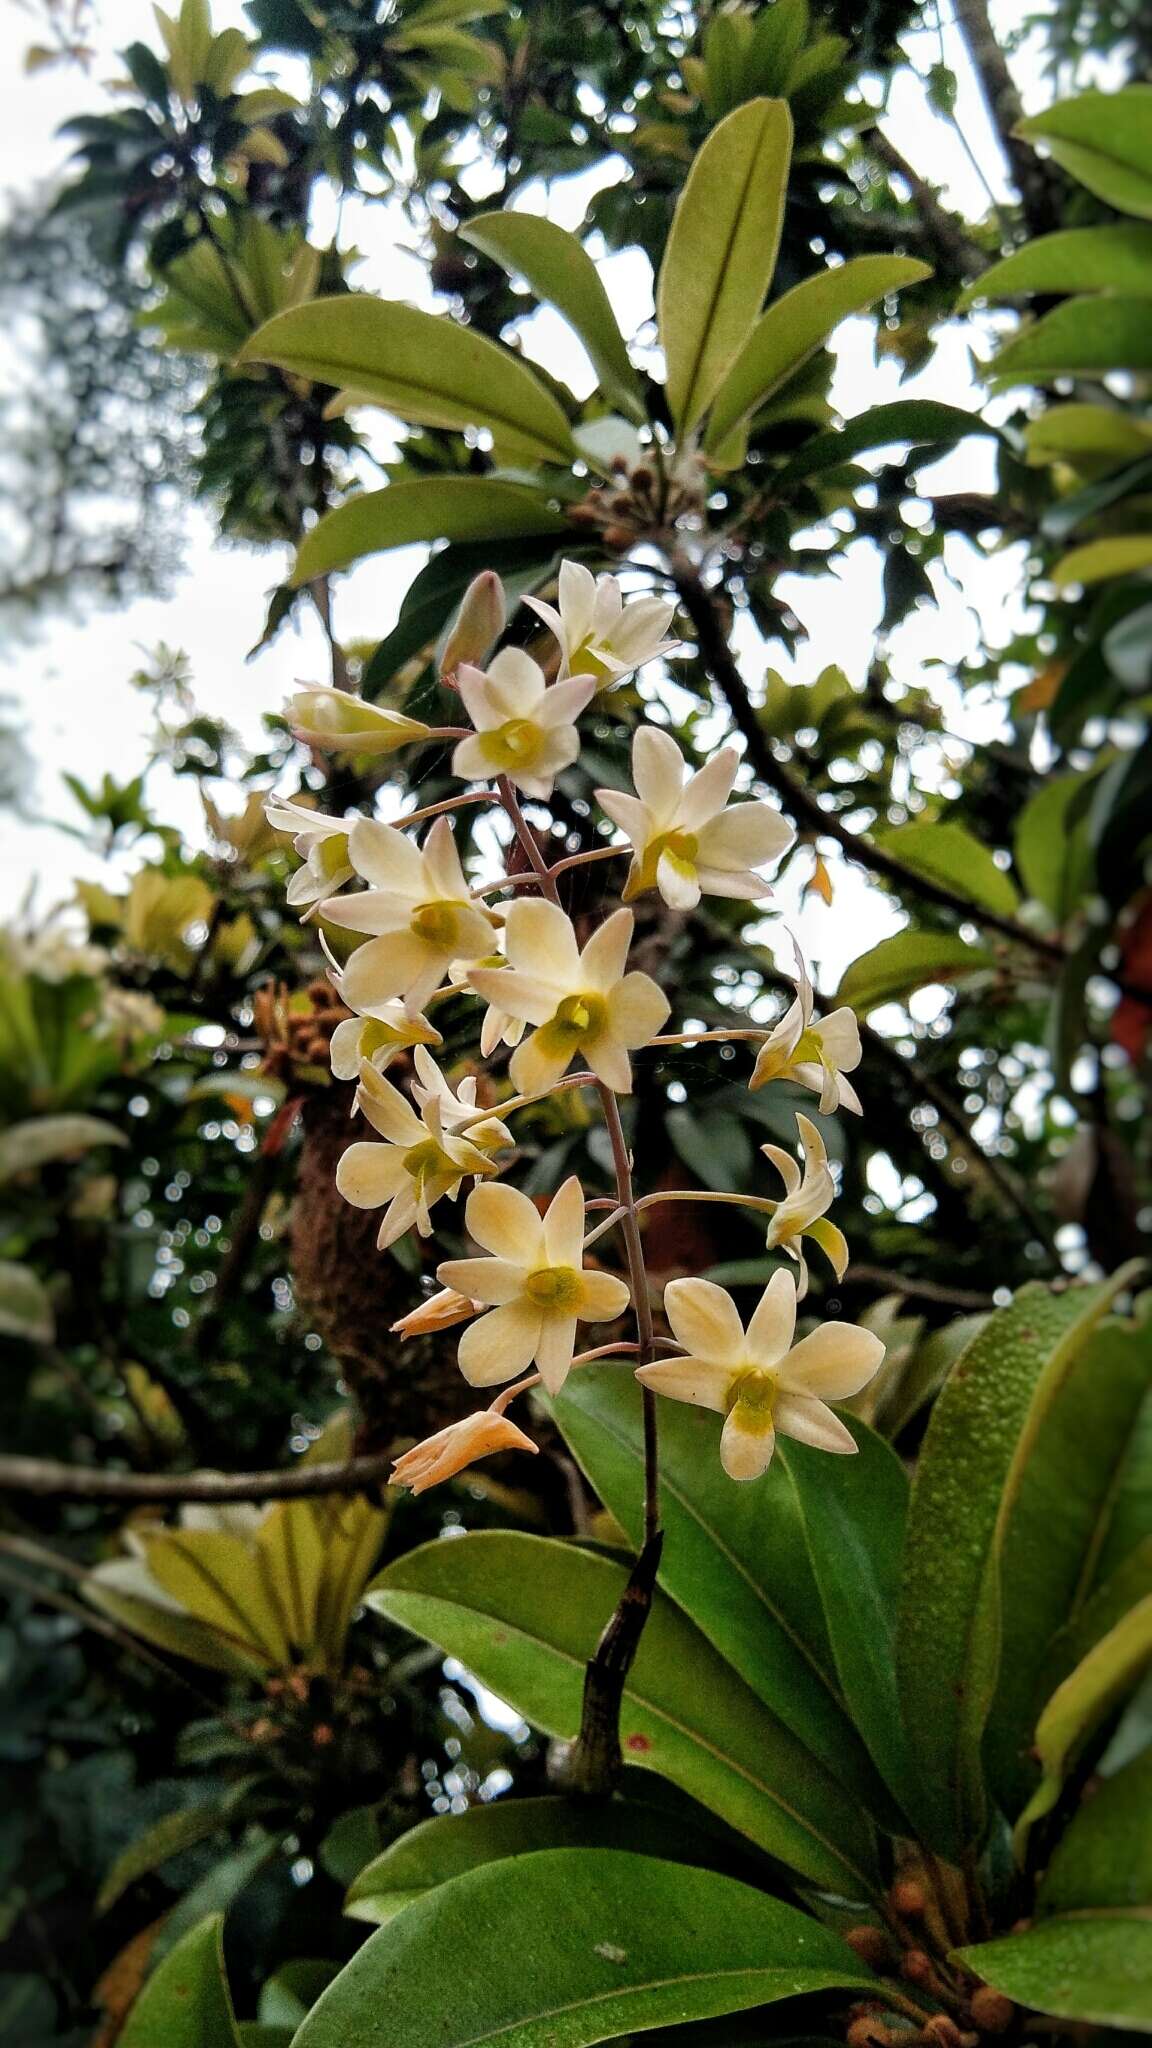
844 1925 891 1972
440 572 506 678
391 1410 538 1494
969 1989 1016 2033
890 1877 927 1918
391 1288 480 1339
846 2020 891 2048
900 1949 934 1986
287 685 430 758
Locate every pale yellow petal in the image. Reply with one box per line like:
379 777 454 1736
720 1408 777 1481
606 971 670 1047
774 1391 858 1455
535 1313 578 1395
634 1356 733 1413
576 1270 632 1322
743 1268 798 1368
779 1323 885 1401
464 1179 545 1263
662 1277 745 1366
542 1175 585 1268
457 1301 543 1386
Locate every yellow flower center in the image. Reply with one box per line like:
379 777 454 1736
410 900 460 948
641 827 698 889
725 1368 778 1436
402 1138 454 1190
360 1016 403 1056
791 1027 825 1064
482 718 542 769
523 1265 584 1311
316 833 350 878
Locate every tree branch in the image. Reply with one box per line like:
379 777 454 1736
951 0 1064 237
0 1450 394 1504
866 127 986 278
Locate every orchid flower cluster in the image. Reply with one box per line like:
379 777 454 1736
268 561 882 1495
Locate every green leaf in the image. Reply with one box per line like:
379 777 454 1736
774 398 1000 488
241 296 577 464
1014 770 1096 919
877 821 1019 918
551 1366 894 1821
657 98 793 436
1017 86 1152 219
1038 1745 1152 1913
119 1915 241 2048
459 213 645 421
0 1261 54 1344
98 1801 230 1915
836 930 995 1016
0 1112 127 1183
1052 534 1152 588
366 1531 879 1894
1015 1593 1152 1851
360 535 560 698
961 224 1152 304
1045 1540 1152 1700
1023 402 1152 467
984 1316 1152 1816
295 1849 872 2047
990 297 1152 383
703 257 930 457
346 1791 759 1926
895 1275 1134 1856
956 1915 1152 2030
291 478 568 585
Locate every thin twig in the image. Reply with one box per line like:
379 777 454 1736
0 1450 395 1504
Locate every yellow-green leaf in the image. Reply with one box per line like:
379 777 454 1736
657 97 793 437
1015 1592 1152 1855
836 930 995 1016
1052 534 1152 588
241 297 577 465
877 820 1019 918
291 478 568 585
1017 86 1152 220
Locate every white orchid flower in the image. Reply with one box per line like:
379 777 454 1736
336 1060 511 1248
437 1177 631 1395
287 685 430 758
470 900 669 1096
761 1113 848 1301
596 728 793 911
328 1003 442 1082
636 1270 884 1481
751 938 863 1114
266 795 355 912
320 816 496 1014
408 1045 498 1129
449 943 526 1059
525 560 678 691
391 1409 539 1494
451 648 597 799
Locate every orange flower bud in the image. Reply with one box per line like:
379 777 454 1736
391 1410 538 1494
391 1288 481 1339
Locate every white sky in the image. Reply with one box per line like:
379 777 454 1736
0 0 1049 991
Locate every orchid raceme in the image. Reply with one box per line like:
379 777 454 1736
321 816 496 1013
438 1177 631 1394
636 1271 884 1481
470 900 669 1095
391 1410 539 1494
337 1060 512 1247
451 648 597 798
750 940 863 1113
761 1113 848 1301
287 685 432 757
328 1003 441 1081
525 560 678 691
265 795 354 912
595 727 793 911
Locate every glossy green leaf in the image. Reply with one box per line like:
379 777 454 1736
1093 1384 1152 1588
98 1800 230 1914
704 256 930 457
0 1261 54 1344
346 1791 761 1926
1015 1593 1152 1851
877 821 1019 918
1038 1745 1152 1913
551 1366 894 1820
292 478 568 585
367 1531 879 1894
985 1316 1152 1816
961 224 1152 305
120 1915 241 2048
990 297 1152 383
836 930 995 1016
241 296 576 464
459 213 645 420
1044 1540 1152 1702
1017 86 1152 219
774 398 1000 487
1052 534 1152 589
956 1914 1152 2030
895 1276 1130 1855
296 1849 872 2047
0 1112 127 1183
657 97 793 435
360 535 560 699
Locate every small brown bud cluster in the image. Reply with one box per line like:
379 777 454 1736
256 978 352 1087
567 451 707 552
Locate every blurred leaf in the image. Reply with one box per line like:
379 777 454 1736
963 224 1152 304
1017 87 1152 218
836 931 995 1015
98 1801 231 1915
991 299 1152 383
1015 1593 1152 1854
0 1261 54 1344
774 398 1000 487
0 1113 127 1183
1053 535 1152 588
878 821 1019 917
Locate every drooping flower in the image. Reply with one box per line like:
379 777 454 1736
451 648 597 799
636 1270 884 1481
761 1113 848 1300
437 1176 631 1394
391 1409 538 1494
596 728 793 911
470 900 669 1096
336 1062 511 1248
449 945 526 1059
266 795 355 912
287 686 431 758
525 560 678 691
328 1002 442 1081
321 816 496 1013
391 1287 481 1340
750 940 863 1114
